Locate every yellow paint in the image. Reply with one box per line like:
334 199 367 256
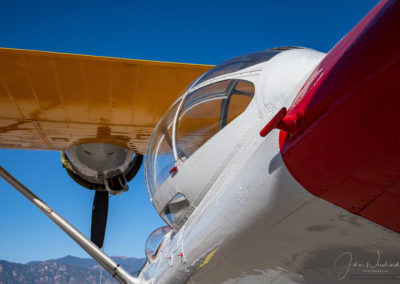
0 48 213 153
198 248 218 270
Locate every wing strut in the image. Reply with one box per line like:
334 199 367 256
0 166 142 284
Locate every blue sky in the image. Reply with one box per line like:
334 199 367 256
0 0 378 263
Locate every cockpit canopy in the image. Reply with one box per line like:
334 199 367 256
146 79 255 198
145 48 295 230
188 49 285 89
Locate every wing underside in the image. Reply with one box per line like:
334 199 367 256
0 48 213 153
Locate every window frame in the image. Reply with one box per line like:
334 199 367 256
171 79 254 161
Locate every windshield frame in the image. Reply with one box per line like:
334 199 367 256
171 78 255 162
171 95 186 161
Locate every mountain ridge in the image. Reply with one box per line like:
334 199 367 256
0 255 146 284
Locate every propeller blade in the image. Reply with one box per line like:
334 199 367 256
91 190 109 248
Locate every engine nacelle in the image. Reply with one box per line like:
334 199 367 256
61 143 142 195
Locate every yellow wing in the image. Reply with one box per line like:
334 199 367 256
0 48 213 154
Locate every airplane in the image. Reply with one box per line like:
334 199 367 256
0 0 399 283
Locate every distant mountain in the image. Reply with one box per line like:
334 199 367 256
0 255 146 284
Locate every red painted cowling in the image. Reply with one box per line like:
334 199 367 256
280 0 400 233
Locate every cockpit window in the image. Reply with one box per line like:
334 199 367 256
164 193 190 225
192 50 279 88
146 100 181 198
145 226 171 262
176 79 254 159
176 80 230 158
191 47 303 89
223 80 255 126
